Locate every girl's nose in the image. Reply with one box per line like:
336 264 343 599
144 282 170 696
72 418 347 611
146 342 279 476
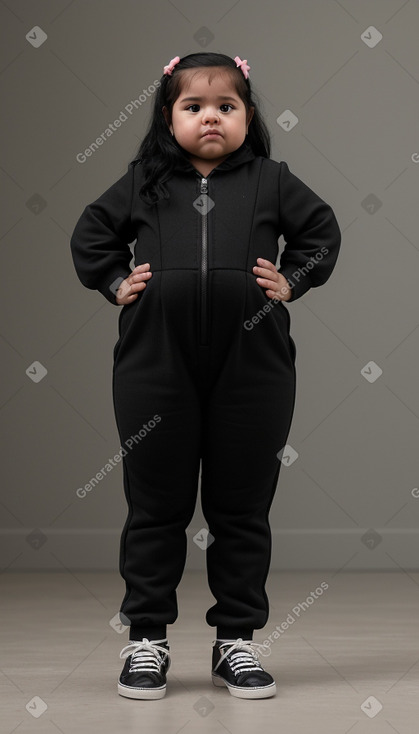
203 109 219 124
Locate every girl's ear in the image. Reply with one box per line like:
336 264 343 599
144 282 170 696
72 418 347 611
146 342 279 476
162 106 173 134
246 106 255 131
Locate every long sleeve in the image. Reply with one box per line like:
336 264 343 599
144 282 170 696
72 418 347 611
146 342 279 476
277 161 341 302
70 162 137 305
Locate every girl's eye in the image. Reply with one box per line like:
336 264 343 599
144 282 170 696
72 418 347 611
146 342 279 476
185 104 234 113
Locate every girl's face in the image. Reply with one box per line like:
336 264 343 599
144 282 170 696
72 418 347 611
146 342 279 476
163 68 254 172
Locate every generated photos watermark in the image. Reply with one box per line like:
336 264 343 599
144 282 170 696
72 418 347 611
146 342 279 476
76 415 161 498
76 81 160 163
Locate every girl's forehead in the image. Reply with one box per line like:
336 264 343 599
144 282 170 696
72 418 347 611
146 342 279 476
178 67 236 94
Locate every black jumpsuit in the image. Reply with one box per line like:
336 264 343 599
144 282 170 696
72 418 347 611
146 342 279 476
70 140 341 642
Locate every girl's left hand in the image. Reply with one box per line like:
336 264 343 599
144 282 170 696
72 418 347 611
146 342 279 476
253 258 292 302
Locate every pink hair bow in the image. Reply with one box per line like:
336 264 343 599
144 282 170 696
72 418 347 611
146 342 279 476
163 56 180 76
234 56 250 79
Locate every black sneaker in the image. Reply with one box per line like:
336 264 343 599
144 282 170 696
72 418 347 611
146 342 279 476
211 637 276 699
118 638 171 699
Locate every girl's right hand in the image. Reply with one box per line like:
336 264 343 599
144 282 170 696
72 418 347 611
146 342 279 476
116 263 152 305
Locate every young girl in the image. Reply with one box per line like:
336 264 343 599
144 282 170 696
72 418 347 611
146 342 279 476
70 52 341 701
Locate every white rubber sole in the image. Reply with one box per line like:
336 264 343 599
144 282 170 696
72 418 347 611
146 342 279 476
212 673 276 699
117 682 167 699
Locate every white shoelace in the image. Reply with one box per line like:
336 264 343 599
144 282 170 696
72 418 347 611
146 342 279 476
120 638 171 674
212 638 271 675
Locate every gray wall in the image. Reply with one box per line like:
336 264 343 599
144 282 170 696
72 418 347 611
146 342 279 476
1 0 418 571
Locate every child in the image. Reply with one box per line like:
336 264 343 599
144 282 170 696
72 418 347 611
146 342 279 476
70 52 341 701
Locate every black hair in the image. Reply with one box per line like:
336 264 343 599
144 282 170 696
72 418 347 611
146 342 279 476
130 52 271 205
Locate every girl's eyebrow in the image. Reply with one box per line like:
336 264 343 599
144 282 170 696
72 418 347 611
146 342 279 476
180 95 239 103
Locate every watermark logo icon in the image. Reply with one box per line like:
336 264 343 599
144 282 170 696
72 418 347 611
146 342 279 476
361 529 382 550
26 361 48 383
361 27 382 48
109 613 129 634
26 529 48 550
277 444 299 466
193 27 214 47
193 528 214 550
193 194 215 215
361 695 383 717
361 361 382 383
276 110 299 132
361 194 382 214
193 696 215 716
26 26 47 48
26 194 47 215
26 696 48 718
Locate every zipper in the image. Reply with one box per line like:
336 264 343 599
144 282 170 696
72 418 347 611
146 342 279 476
198 176 209 346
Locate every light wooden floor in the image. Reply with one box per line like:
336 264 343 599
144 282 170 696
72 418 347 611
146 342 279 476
1 570 418 733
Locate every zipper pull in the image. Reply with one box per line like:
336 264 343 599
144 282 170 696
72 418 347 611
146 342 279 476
201 177 208 194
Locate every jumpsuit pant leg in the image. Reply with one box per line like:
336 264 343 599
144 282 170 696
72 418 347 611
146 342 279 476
112 291 205 642
200 291 297 641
